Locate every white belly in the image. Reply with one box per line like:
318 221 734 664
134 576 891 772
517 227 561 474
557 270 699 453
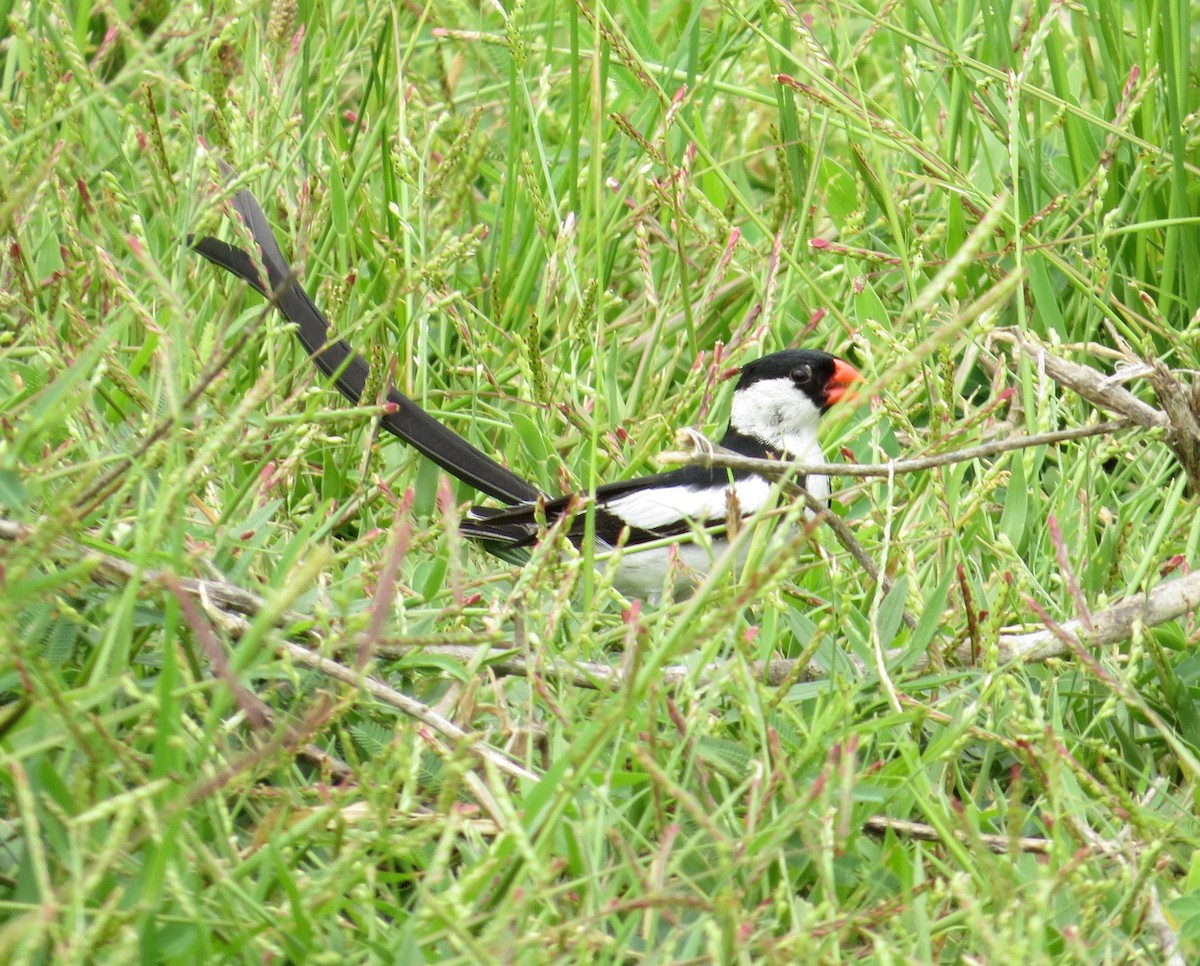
601 539 732 600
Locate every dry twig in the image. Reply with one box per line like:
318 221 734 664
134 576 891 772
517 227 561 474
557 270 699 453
0 518 536 784
656 419 1131 481
1001 329 1200 492
862 815 1052 855
987 568 1200 663
6 517 1199 691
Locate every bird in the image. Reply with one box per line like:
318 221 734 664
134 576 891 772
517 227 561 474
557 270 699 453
461 350 860 597
190 170 861 598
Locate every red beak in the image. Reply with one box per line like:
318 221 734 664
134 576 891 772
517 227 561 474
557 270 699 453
824 359 863 407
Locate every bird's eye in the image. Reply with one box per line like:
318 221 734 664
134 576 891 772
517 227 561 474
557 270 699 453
790 364 812 386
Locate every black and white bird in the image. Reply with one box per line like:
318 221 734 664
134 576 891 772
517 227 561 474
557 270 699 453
461 350 859 597
191 172 860 597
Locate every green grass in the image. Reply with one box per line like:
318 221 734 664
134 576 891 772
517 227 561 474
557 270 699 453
2 0 1200 960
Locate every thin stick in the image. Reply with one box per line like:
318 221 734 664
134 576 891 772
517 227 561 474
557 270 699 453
862 815 1053 855
656 419 1132 480
278 640 536 783
791 484 919 632
7 517 1199 693
0 518 535 783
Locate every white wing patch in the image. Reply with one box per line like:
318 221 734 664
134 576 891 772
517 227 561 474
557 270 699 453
601 476 773 530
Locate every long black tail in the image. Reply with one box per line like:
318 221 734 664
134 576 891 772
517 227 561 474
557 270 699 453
190 171 543 506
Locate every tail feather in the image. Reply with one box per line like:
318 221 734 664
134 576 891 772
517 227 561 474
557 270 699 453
190 167 543 507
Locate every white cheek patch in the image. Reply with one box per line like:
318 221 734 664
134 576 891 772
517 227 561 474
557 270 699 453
602 476 773 530
729 378 822 449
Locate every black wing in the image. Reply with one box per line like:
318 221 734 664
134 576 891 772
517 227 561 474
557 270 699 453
461 463 757 548
461 428 802 548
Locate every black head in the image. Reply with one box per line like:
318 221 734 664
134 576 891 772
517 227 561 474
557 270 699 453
735 349 861 413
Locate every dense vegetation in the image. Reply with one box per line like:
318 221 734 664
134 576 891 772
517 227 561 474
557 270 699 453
2 0 1199 960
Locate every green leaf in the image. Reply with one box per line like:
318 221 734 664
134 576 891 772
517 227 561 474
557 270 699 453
820 158 857 222
330 162 350 239
696 736 751 779
397 651 474 681
874 576 909 649
853 276 890 329
42 616 79 666
0 468 28 511
511 411 553 467
998 455 1028 550
415 556 447 601
1027 257 1066 338
897 569 954 666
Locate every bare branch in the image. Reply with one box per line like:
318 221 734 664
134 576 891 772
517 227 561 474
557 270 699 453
1000 329 1200 491
775 481 917 630
654 422 1128 638
379 644 833 689
6 517 1199 705
1145 360 1200 492
862 815 1052 855
0 518 536 783
646 570 1200 686
278 639 536 783
1006 332 1169 430
989 569 1200 664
